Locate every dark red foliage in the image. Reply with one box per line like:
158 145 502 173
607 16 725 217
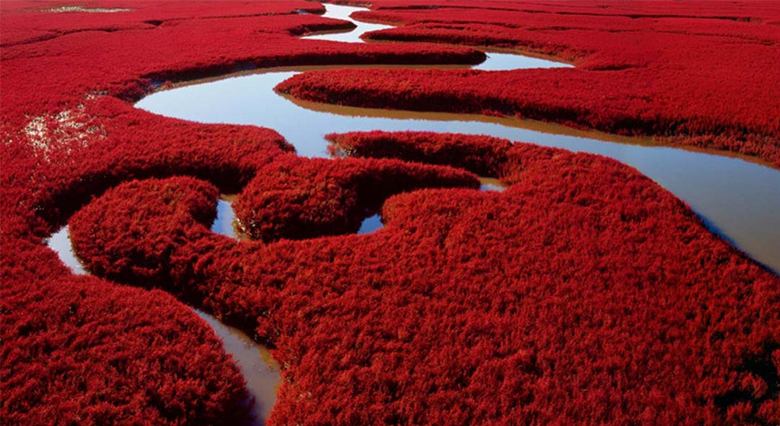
327 131 514 176
234 154 479 242
277 0 780 166
0 254 251 425
2 0 779 424
65 132 779 425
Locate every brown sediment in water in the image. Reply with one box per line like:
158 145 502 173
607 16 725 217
478 177 506 191
195 310 281 426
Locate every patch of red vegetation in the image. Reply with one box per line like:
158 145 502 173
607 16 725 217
327 131 514 176
278 0 780 166
0 102 292 423
234 154 478 242
0 242 251 425
66 132 779 424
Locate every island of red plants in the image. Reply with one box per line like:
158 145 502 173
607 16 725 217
65 132 779 425
1 0 778 425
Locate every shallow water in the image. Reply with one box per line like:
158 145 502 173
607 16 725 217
300 4 396 44
479 177 507 192
210 178 505 238
194 310 281 425
46 225 87 275
212 198 387 237
213 198 239 238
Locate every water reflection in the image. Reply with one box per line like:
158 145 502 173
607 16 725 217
301 4 394 43
474 51 572 71
302 4 572 71
479 177 506 192
358 213 383 234
212 194 246 240
46 225 87 275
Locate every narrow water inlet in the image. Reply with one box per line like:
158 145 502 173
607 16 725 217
45 225 281 425
301 4 572 71
194 310 281 425
301 4 395 44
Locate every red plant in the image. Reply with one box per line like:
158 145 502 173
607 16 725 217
64 132 779 425
234 154 479 241
0 243 252 425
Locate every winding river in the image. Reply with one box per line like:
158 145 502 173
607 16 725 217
47 3 779 425
137 3 780 274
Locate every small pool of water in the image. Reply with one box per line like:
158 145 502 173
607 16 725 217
212 179 508 239
358 213 383 234
212 194 248 240
479 177 506 192
46 225 87 275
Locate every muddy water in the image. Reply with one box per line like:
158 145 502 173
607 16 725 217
45 222 281 425
194 310 281 424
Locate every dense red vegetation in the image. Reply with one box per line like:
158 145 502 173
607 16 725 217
64 132 779 424
234 154 478 242
278 0 780 166
327 131 515 176
0 242 251 425
2 0 779 424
